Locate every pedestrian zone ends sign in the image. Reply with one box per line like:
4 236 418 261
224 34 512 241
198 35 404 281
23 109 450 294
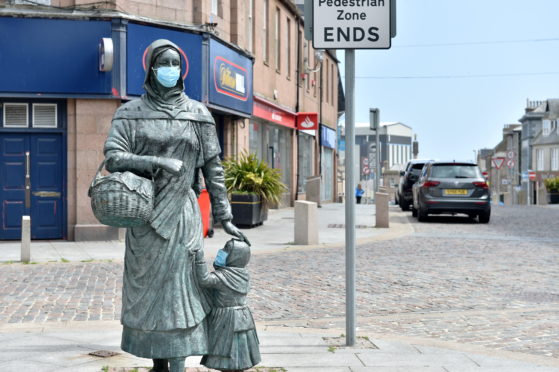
313 0 391 49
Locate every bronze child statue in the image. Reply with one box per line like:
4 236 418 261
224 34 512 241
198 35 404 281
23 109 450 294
195 239 261 371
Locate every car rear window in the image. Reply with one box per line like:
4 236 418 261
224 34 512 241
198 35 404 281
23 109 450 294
410 163 425 175
430 164 481 178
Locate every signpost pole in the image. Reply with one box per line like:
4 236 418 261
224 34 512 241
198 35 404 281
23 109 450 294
344 49 356 347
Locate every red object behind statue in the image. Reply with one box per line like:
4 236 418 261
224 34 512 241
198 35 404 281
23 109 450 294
197 189 213 238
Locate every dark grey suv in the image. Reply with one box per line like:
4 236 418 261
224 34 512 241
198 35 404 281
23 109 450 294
396 159 430 211
411 161 491 223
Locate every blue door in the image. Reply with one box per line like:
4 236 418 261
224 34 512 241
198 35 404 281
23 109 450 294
0 133 64 240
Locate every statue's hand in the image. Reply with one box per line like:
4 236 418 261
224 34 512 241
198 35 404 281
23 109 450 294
195 249 204 262
221 220 251 246
157 158 183 175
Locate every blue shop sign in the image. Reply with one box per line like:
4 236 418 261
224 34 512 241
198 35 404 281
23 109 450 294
0 17 112 95
321 125 337 150
127 23 203 100
208 38 253 116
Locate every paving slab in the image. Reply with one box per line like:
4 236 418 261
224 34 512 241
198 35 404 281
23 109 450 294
350 368 446 372
260 352 365 368
357 352 479 368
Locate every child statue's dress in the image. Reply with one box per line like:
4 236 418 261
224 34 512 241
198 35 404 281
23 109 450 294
195 240 261 371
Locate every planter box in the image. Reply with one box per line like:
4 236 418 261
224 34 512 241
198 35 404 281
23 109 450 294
547 191 559 204
231 193 266 228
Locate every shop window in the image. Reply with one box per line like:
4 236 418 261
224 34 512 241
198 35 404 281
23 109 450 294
298 134 313 193
32 104 57 128
3 103 28 128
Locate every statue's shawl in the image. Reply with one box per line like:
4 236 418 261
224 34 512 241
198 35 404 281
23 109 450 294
108 98 221 239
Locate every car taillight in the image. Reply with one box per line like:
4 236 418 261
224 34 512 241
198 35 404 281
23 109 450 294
422 181 440 188
473 181 489 189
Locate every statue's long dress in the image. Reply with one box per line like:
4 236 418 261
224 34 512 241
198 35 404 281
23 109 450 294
104 97 231 359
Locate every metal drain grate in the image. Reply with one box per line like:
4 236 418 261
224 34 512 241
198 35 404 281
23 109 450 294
89 350 120 358
328 224 370 229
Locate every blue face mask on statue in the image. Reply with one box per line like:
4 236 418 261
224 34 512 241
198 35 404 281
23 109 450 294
214 249 229 267
154 66 180 88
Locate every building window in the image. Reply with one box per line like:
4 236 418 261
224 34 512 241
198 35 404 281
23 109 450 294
262 0 269 63
247 0 254 53
211 0 222 17
543 120 551 136
325 62 329 103
552 147 559 171
330 62 334 106
3 103 28 128
286 17 291 78
536 148 545 171
275 7 281 71
306 43 311 91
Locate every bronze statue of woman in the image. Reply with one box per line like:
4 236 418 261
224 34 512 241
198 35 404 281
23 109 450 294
103 39 249 372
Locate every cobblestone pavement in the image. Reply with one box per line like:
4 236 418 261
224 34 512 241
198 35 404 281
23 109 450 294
0 206 557 360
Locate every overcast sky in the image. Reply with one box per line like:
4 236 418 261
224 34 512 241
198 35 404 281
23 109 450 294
338 0 559 162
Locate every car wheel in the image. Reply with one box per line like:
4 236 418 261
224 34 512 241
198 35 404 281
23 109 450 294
400 201 409 211
417 206 428 222
478 210 491 223
411 205 417 217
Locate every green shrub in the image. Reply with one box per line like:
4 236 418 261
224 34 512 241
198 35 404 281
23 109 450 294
544 177 559 192
223 152 287 205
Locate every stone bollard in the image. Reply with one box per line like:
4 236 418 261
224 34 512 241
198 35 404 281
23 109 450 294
305 176 321 207
294 200 318 245
375 192 389 228
21 215 31 263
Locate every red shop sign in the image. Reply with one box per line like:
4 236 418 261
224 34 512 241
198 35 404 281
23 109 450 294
296 112 318 130
252 97 296 128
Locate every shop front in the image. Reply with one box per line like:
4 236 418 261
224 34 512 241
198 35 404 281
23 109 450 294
0 13 254 240
295 112 319 197
207 38 253 157
250 97 296 206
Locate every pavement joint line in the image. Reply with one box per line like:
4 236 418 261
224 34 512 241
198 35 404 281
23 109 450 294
354 353 366 367
258 306 559 323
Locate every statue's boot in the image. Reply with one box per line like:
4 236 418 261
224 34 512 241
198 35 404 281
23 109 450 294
150 358 169 372
169 357 185 372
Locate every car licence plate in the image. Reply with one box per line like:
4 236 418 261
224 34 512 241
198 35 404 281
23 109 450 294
444 189 468 195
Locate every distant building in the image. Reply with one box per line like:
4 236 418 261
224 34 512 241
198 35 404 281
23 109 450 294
531 101 559 204
338 121 414 201
478 125 521 205
518 99 547 204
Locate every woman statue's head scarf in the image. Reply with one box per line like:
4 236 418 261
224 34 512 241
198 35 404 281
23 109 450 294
142 39 188 116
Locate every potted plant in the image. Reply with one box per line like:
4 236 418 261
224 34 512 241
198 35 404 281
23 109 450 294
223 152 287 227
544 177 559 204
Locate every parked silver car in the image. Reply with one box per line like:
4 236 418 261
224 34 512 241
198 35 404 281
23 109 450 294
411 161 491 223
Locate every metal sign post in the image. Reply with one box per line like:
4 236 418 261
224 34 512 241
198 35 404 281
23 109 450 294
344 50 356 346
309 0 395 347
370 108 380 193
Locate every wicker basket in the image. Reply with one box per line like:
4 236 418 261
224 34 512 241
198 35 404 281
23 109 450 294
88 160 154 228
